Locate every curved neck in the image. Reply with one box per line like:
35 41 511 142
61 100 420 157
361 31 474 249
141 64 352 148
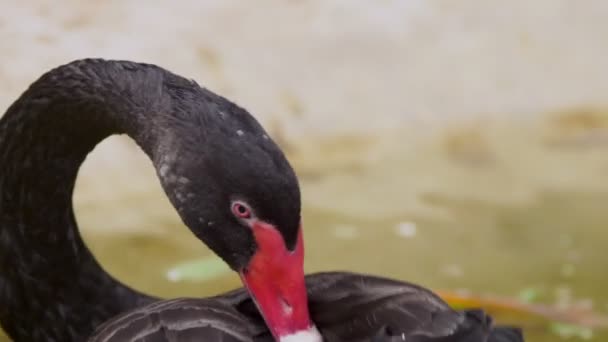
0 60 193 341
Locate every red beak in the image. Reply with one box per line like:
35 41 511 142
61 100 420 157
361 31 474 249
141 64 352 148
239 222 317 340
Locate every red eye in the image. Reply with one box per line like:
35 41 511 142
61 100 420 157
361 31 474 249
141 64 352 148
232 201 252 219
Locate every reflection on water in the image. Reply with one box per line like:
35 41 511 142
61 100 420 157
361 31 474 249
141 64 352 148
2 115 608 341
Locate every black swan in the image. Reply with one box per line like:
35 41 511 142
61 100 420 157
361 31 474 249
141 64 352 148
0 59 523 342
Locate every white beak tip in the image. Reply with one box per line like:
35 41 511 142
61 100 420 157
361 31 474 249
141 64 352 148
279 326 323 342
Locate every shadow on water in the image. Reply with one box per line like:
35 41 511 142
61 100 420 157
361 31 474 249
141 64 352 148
2 112 608 341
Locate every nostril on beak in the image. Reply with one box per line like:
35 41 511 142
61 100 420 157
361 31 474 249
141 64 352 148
280 297 293 316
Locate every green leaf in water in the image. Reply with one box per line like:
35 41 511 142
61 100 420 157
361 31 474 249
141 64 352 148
166 256 231 283
549 322 594 340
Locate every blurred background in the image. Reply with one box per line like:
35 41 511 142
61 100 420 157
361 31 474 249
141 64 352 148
1 1 608 341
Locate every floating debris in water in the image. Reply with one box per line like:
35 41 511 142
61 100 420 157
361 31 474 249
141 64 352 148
454 288 471 296
555 286 573 310
549 322 594 340
566 250 582 262
576 298 594 312
394 221 417 238
518 287 543 303
440 264 464 278
330 224 360 240
166 256 231 283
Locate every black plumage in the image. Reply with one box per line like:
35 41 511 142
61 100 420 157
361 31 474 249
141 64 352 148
91 273 523 342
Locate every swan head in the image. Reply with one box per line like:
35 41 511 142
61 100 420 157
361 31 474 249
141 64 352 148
153 90 317 340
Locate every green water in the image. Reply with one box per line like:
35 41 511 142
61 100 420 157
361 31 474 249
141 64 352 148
2 115 608 341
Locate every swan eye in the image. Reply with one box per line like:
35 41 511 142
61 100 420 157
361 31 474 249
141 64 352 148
231 201 252 219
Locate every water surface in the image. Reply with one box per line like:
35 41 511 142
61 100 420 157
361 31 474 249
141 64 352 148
2 116 608 341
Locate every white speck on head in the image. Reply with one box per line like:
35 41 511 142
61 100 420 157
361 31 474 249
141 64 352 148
218 111 226 119
198 217 205 223
159 164 170 178
279 326 323 342
236 129 244 136
208 221 215 227
164 174 177 184
262 134 269 140
177 176 190 184
163 153 177 164
395 221 417 238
